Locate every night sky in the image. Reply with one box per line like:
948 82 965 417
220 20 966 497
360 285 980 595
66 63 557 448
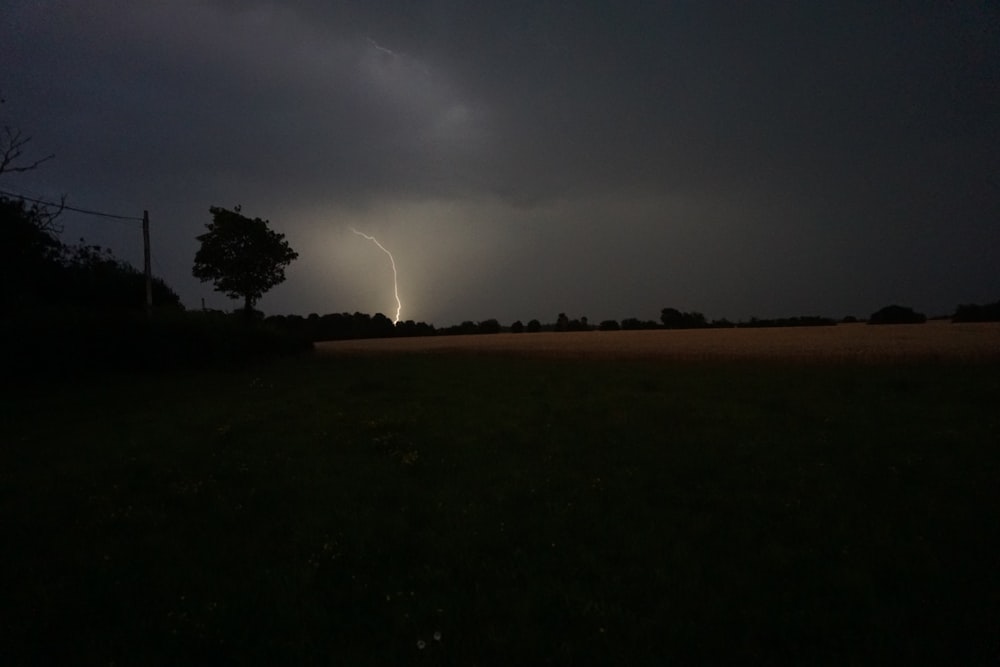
3 2 998 325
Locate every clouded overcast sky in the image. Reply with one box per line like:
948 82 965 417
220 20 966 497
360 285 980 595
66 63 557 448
3 1 998 325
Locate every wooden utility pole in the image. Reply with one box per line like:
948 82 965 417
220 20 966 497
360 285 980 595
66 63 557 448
143 210 152 319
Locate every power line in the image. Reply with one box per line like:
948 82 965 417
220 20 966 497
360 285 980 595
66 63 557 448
0 188 143 221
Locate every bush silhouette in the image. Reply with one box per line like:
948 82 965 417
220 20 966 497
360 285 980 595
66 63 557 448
868 305 926 325
953 301 1000 323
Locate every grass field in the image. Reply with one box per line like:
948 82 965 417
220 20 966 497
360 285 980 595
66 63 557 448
3 325 999 664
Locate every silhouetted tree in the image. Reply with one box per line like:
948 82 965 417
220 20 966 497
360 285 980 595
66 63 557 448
660 307 683 327
598 319 620 331
350 312 372 338
370 312 395 337
510 320 524 333
660 307 708 329
478 318 501 334
555 312 570 332
526 319 542 333
395 319 436 337
868 304 926 325
953 301 1000 323
441 320 479 335
192 205 298 314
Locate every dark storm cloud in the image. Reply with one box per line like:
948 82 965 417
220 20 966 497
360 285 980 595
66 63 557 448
277 2 1000 202
6 1 488 203
3 1 998 323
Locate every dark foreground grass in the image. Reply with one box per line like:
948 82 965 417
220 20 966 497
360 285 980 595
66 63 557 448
2 355 999 665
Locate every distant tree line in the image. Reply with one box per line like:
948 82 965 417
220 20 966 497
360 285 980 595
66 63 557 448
739 315 837 328
380 300 998 340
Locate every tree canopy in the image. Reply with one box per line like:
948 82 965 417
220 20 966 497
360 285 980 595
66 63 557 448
192 206 298 313
660 307 708 329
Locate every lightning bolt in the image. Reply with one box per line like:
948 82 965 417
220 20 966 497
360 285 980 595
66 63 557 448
366 36 396 57
365 35 431 76
351 228 402 324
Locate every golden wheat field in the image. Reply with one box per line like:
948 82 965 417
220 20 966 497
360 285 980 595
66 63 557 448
316 320 1000 361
